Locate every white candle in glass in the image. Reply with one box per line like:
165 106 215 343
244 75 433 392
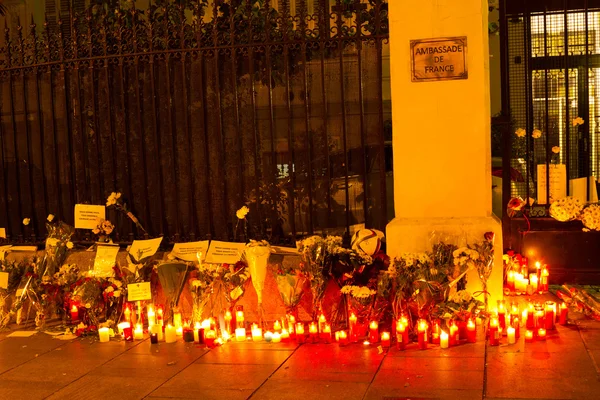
99 327 110 343
440 330 449 349
165 325 177 343
235 328 246 342
507 326 516 344
134 324 144 340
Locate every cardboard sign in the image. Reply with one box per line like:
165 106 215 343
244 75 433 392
92 244 120 277
0 228 6 238
569 176 599 203
411 36 468 82
0 272 8 289
127 282 152 301
171 240 210 262
75 204 106 230
205 241 246 264
128 237 163 262
537 164 567 204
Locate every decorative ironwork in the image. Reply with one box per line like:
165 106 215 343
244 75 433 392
0 0 391 244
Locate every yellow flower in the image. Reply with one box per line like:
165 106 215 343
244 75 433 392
66 241 74 249
106 192 122 207
552 146 560 154
515 128 526 138
22 218 30 226
236 205 250 220
47 214 55 222
532 129 542 139
572 117 585 126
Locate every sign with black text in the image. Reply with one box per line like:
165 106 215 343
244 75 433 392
205 241 246 265
127 282 152 302
411 37 468 82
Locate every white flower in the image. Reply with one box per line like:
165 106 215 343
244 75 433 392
47 214 55 222
236 205 250 220
23 218 30 226
573 117 585 126
104 286 114 293
532 129 542 139
66 241 74 249
106 192 122 207
552 146 560 154
46 238 59 247
515 128 526 138
581 204 600 231
113 290 121 298
549 197 583 222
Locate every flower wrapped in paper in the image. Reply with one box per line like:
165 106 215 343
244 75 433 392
273 262 306 319
41 219 75 277
245 240 271 323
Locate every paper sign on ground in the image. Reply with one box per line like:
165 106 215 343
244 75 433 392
0 228 6 238
7 331 37 338
128 237 163 262
74 204 106 230
10 246 38 252
92 244 120 277
171 240 209 262
205 241 246 264
0 272 8 289
569 176 599 203
128 282 152 301
537 164 567 204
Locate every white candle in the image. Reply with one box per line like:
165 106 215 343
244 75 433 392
252 326 263 342
117 322 131 336
147 307 156 328
529 275 539 291
174 312 183 328
134 324 144 340
176 326 183 336
165 324 177 343
235 328 246 342
440 330 449 349
507 326 516 344
272 332 281 343
99 327 110 343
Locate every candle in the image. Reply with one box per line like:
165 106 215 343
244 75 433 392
507 270 515 290
150 323 163 341
369 321 379 343
150 333 158 344
338 330 348 346
323 324 332 344
538 328 547 341
431 320 440 344
147 306 156 328
513 273 523 293
204 330 216 347
529 274 539 292
123 327 133 342
70 304 79 322
498 301 506 331
381 332 391 347
134 324 144 340
173 311 183 329
236 309 245 329
193 323 204 343
559 302 568 325
281 329 290 342
525 329 534 342
335 331 340 342
449 322 459 346
440 330 449 349
183 328 194 342
273 320 282 333
272 332 281 343
540 267 549 292
98 327 110 343
157 307 164 326
117 322 131 336
224 311 232 334
545 301 556 330
417 319 428 350
507 326 516 344
309 322 319 344
396 322 406 351
252 325 263 342
512 317 520 338
488 318 500 346
318 314 327 333
235 327 246 342
264 331 273 343
176 326 183 337
534 305 545 330
349 313 357 342
165 324 177 343
201 319 211 330
467 319 477 343
296 323 305 344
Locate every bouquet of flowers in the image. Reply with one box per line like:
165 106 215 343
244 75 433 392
41 216 75 277
433 289 485 323
106 192 147 235
0 259 28 327
581 204 600 232
549 196 583 222
92 218 115 243
470 232 496 309
273 261 306 319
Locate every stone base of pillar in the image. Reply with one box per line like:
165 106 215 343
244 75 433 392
386 215 503 308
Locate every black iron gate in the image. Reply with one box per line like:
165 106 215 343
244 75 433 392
0 0 391 244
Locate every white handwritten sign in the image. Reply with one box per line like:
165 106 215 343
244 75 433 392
92 244 120 277
537 164 567 204
411 37 468 82
127 282 152 302
128 237 163 262
74 204 106 229
171 240 210 262
205 241 246 265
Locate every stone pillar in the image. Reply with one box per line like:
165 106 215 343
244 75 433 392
386 0 503 305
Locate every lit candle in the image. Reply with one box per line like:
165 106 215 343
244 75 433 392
335 331 340 342
309 322 319 344
98 327 110 343
498 301 506 331
281 329 290 342
369 321 379 343
117 322 131 336
157 307 164 326
338 330 348 346
201 319 211 330
70 304 79 322
349 313 357 342
134 324 144 340
514 273 523 293
124 305 132 324
507 270 515 291
467 319 477 343
165 324 177 343
488 317 500 346
193 322 203 344
512 317 520 339
173 311 183 329
273 320 282 333
417 319 428 350
221 330 231 342
323 324 332 344
507 326 516 344
440 330 449 349
396 322 406 351
525 329 534 343
296 323 305 344
537 328 547 341
252 324 263 342
534 305 545 330
236 309 245 329
176 326 183 337
147 306 156 328
540 267 549 292
381 332 391 347
183 328 194 342
264 331 273 343
559 302 568 325
151 323 163 341
204 330 216 347
224 311 232 334
272 332 281 343
235 327 246 341
529 274 539 292
526 303 535 329
545 301 556 330
449 322 458 346
431 320 441 344
150 333 158 344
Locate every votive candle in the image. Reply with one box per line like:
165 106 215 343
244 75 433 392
417 319 428 350
338 330 348 346
467 319 477 343
323 324 332 344
252 325 263 342
449 322 459 346
525 329 534 342
381 332 390 348
273 320 282 333
296 323 305 344
70 304 79 322
147 306 156 328
309 322 319 344
224 311 232 334
165 324 177 343
559 302 568 325
507 326 516 344
538 328 547 341
545 301 556 330
204 330 216 347
281 329 290 342
369 321 379 343
272 332 281 343
235 328 246 342
488 318 500 346
134 324 144 340
318 314 327 333
349 313 358 342
98 327 110 343
396 322 406 351
440 330 449 349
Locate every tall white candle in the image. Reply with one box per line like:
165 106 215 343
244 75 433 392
99 327 110 343
235 328 246 341
134 324 144 340
507 326 516 344
440 330 449 349
165 324 177 343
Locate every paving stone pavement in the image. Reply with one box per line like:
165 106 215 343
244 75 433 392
1 305 599 399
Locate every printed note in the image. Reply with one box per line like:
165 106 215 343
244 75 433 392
171 240 210 262
128 237 163 262
205 241 246 264
128 282 152 302
92 244 120 278
537 164 567 204
74 204 106 230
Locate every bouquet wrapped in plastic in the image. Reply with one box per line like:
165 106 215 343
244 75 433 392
273 262 306 319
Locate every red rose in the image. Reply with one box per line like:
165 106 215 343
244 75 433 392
507 250 514 257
